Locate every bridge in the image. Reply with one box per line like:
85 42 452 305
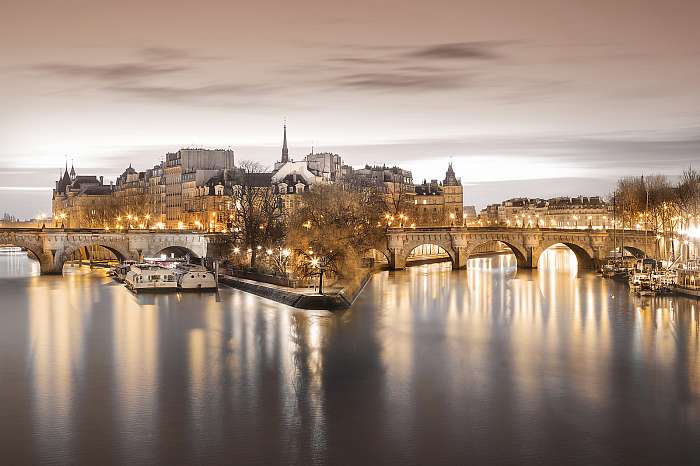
380 226 655 270
2 226 657 275
0 228 229 274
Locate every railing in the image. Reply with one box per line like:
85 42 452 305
0 227 222 234
386 225 653 234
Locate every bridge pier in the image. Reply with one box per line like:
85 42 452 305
388 249 406 270
454 247 469 269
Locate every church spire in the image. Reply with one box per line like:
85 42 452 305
281 122 289 163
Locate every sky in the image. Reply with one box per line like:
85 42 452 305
1 0 700 217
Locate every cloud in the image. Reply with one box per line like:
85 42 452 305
31 62 186 81
105 82 280 103
310 41 510 93
326 56 393 66
329 127 700 173
407 41 503 60
335 71 469 91
140 47 220 62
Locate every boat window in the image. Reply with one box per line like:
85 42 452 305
191 274 195 278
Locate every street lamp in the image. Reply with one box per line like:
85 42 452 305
309 256 327 294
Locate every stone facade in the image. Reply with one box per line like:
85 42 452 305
413 163 464 226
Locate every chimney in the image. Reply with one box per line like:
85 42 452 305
99 176 104 185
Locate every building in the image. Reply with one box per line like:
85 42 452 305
347 164 415 219
164 148 235 228
544 196 609 229
271 125 334 213
52 163 114 228
305 151 343 181
478 196 610 229
413 163 464 226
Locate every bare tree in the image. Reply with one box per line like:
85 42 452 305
286 183 386 286
229 161 284 268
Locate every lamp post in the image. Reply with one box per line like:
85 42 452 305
309 256 326 295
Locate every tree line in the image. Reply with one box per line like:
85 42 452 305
613 167 700 257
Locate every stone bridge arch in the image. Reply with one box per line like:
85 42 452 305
396 232 460 269
464 238 530 268
621 244 647 259
0 232 52 273
141 235 209 260
59 241 133 268
532 239 597 269
363 245 391 265
403 240 458 267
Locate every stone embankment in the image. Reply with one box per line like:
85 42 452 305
218 271 373 311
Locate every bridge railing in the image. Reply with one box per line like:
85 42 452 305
386 225 655 234
0 227 225 235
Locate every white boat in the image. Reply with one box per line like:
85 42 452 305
109 260 137 282
125 264 177 292
673 260 700 298
175 264 217 290
0 246 27 255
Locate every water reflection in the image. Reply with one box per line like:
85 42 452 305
0 253 40 277
0 249 698 465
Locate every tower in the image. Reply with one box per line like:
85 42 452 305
281 124 289 163
444 161 459 186
69 161 76 181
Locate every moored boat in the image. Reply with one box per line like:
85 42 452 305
673 259 700 299
109 260 137 282
125 264 177 292
175 264 217 290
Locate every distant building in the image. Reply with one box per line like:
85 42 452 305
463 205 477 222
52 162 114 228
305 152 343 181
271 125 343 213
478 195 610 229
164 148 235 227
413 163 464 226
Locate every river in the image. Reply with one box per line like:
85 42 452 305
0 248 698 465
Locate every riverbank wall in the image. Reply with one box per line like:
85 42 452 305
219 270 373 311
